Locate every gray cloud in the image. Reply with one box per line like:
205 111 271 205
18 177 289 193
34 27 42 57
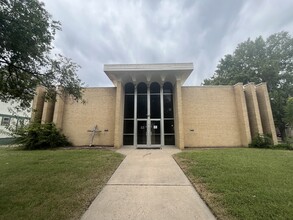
43 0 293 87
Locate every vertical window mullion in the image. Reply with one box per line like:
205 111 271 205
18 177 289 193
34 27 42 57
160 84 164 146
134 84 137 146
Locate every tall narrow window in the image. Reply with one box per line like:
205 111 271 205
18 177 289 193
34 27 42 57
163 82 175 145
150 82 161 119
123 81 175 146
137 83 147 119
123 83 134 145
150 82 161 145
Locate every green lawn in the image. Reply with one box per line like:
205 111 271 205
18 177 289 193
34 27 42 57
174 148 293 220
0 148 124 220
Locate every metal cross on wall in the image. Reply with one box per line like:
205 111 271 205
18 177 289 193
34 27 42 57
87 125 100 146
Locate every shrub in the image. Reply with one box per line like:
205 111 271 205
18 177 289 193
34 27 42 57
249 133 272 148
15 123 70 150
272 143 293 150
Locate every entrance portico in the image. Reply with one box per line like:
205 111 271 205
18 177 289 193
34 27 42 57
104 63 194 148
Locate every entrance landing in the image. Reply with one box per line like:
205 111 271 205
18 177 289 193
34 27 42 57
81 147 216 220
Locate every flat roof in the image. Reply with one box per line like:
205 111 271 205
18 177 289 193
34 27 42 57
104 63 194 86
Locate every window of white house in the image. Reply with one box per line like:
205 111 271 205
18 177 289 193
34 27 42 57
1 117 11 126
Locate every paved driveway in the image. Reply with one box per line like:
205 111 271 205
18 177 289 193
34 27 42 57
81 147 216 220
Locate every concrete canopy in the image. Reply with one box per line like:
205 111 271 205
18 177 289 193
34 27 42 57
104 63 194 86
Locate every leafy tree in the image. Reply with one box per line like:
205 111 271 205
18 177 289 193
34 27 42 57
204 32 293 139
0 0 83 109
285 97 293 128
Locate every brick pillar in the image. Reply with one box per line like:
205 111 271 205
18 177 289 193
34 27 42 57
244 83 263 138
53 89 65 130
234 83 251 146
174 79 185 149
114 81 124 148
41 99 55 124
31 86 46 122
256 83 278 145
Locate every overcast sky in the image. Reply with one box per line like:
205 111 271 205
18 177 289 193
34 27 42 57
42 0 293 87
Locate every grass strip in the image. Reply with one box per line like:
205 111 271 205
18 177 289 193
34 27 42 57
0 148 124 220
174 148 293 220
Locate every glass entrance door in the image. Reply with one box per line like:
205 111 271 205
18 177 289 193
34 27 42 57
137 120 161 147
137 121 147 145
137 120 160 146
151 120 161 145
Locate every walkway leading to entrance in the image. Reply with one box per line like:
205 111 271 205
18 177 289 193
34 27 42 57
81 147 216 220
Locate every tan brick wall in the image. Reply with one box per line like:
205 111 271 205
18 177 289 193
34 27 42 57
31 86 46 122
41 100 55 124
31 82 277 148
234 83 251 146
53 91 65 130
256 83 278 145
182 86 243 147
61 87 116 146
244 83 263 138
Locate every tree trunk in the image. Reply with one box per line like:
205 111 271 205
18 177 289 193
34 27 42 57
279 125 287 141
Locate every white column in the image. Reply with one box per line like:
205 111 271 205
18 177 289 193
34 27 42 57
114 80 123 148
147 83 151 146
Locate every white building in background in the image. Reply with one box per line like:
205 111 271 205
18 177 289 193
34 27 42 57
0 101 30 140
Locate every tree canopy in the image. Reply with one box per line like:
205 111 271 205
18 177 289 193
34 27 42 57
204 31 293 139
0 0 83 109
285 97 293 128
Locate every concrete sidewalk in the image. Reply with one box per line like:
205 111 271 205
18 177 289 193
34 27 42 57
81 147 216 220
